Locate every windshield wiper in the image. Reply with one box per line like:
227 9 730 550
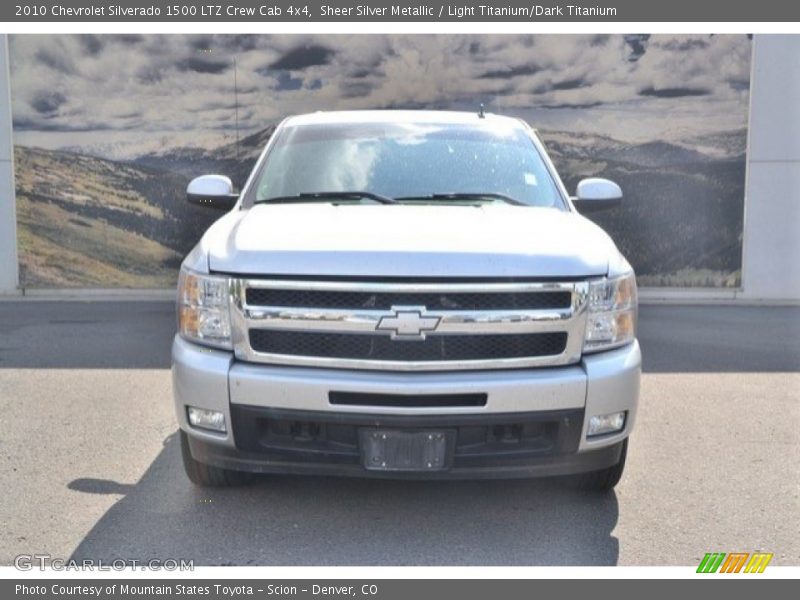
395 192 527 206
258 191 398 205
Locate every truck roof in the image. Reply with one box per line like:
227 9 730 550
283 110 527 128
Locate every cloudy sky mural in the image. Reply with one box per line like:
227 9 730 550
10 34 751 157
8 34 751 288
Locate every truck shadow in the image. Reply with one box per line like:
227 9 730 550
68 432 620 566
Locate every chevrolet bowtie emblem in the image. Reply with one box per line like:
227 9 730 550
375 306 441 340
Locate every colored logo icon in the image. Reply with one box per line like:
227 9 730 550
697 552 773 573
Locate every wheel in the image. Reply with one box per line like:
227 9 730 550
179 429 253 487
574 438 628 492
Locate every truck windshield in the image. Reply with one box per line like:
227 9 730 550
251 121 564 209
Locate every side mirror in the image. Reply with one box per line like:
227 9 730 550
572 178 622 213
187 175 239 211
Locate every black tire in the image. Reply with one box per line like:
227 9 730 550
179 430 253 487
574 438 628 492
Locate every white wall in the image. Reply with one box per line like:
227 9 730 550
740 35 800 301
0 34 18 294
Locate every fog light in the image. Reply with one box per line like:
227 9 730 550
587 411 626 437
187 407 226 433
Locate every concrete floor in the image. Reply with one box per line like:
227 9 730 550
0 302 797 566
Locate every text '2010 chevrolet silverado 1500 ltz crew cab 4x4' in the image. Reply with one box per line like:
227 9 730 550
173 110 640 491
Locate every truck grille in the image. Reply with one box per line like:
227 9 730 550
249 330 568 362
245 288 572 311
230 279 589 371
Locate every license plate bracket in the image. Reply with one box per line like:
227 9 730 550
360 429 451 472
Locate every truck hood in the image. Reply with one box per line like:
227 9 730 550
202 203 618 278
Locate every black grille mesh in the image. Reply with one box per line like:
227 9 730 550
249 330 568 362
245 288 571 311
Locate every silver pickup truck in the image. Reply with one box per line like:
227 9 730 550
173 110 640 491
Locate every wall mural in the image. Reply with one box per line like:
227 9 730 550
9 34 752 288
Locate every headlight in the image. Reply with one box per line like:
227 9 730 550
583 272 637 352
177 269 232 349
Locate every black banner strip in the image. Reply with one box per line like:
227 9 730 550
3 579 794 600
3 0 800 22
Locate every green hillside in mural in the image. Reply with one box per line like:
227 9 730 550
15 147 207 287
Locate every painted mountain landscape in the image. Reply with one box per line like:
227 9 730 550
9 34 751 287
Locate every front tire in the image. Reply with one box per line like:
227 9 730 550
574 438 628 492
179 430 253 487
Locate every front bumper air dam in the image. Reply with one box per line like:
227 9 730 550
172 335 640 478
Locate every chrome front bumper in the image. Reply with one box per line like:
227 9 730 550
172 335 640 455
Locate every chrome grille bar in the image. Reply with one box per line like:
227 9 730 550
243 307 575 334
